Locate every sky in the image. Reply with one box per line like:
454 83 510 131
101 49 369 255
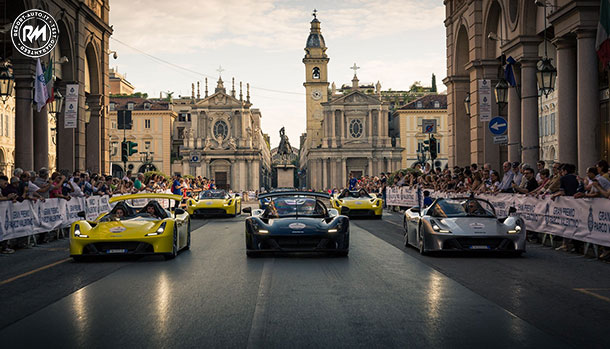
109 0 446 148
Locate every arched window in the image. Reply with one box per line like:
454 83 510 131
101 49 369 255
214 120 229 140
349 119 363 138
312 67 320 79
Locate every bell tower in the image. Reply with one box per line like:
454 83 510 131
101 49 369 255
303 9 329 148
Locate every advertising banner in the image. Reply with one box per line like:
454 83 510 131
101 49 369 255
64 84 79 128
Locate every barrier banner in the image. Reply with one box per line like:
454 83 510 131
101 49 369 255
6 201 36 240
35 199 64 232
386 186 610 247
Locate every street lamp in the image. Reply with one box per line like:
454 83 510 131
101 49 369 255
48 89 64 116
464 93 471 116
0 61 14 103
536 57 557 97
494 78 509 110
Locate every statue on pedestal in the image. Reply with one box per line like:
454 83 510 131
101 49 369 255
277 127 293 164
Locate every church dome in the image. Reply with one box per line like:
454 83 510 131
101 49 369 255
306 16 326 49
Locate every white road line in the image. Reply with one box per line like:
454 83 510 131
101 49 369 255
246 258 274 348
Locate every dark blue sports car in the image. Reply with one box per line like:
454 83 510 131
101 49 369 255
243 191 349 257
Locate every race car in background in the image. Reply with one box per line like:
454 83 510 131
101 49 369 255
258 187 297 209
186 190 241 217
330 188 383 219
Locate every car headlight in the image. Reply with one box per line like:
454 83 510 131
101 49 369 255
258 229 269 234
327 228 338 233
73 224 89 238
224 199 233 206
508 226 522 234
146 222 166 236
432 223 450 234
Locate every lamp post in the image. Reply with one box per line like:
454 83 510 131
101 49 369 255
535 0 557 96
494 78 509 110
0 61 14 103
47 89 64 116
464 93 471 116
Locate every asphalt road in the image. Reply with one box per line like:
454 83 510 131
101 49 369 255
0 209 609 348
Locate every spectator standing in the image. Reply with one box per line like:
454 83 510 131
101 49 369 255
536 160 545 183
512 167 538 194
498 162 514 193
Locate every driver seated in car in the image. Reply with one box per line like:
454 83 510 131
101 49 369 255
464 200 486 215
141 201 164 219
266 200 279 218
114 207 126 219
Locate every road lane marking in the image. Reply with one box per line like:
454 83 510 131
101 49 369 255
0 257 72 286
574 288 610 303
247 258 274 348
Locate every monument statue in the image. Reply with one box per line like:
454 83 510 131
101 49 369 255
277 127 293 163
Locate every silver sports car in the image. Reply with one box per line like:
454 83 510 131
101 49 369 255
403 197 526 255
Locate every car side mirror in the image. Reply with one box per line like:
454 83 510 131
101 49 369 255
243 207 252 215
77 211 86 219
175 208 185 215
411 207 420 213
328 208 339 217
234 193 241 197
508 206 517 214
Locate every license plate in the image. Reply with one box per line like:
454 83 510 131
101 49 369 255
355 201 362 205
206 201 213 205
107 249 127 253
291 230 304 234
469 245 489 250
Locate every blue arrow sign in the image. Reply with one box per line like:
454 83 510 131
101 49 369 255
489 116 507 135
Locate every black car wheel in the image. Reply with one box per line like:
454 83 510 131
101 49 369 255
403 218 409 247
72 255 87 262
418 228 428 255
165 227 178 260
184 220 191 250
335 250 349 257
246 251 261 258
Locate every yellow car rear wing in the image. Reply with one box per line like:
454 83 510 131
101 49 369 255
109 193 183 203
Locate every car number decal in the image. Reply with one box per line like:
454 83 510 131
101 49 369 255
470 223 485 229
289 223 306 230
355 201 362 205
206 201 213 205
109 227 126 233
291 231 304 234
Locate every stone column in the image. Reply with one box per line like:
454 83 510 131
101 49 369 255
341 158 347 187
367 110 373 144
33 105 49 170
252 160 260 191
577 30 600 175
13 59 35 171
56 83 74 172
520 60 539 167
508 67 521 162
330 111 336 148
368 157 373 176
86 94 102 173
555 39 578 165
339 110 344 147
247 159 253 190
230 159 236 191
321 158 327 190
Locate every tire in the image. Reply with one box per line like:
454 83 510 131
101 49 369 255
511 251 524 257
184 220 191 251
418 229 428 256
164 227 178 260
403 218 409 247
246 251 260 258
72 255 87 262
335 250 349 257
374 214 382 220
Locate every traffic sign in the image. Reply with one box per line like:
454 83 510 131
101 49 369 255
493 135 508 144
422 119 437 134
190 155 200 162
489 116 507 135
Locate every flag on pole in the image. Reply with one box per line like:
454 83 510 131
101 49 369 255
34 58 48 112
596 0 610 69
43 57 54 105
504 56 517 87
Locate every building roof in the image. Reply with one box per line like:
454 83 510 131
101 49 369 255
398 94 447 110
109 97 172 111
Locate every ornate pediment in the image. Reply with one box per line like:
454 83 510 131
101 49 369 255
195 91 243 108
327 90 381 106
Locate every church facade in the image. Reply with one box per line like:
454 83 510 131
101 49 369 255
300 15 403 190
173 77 271 191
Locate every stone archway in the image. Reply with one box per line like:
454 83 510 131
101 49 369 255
56 19 76 172
451 24 470 167
84 42 103 173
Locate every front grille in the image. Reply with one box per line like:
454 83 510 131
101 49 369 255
342 208 374 216
84 242 154 254
195 208 227 215
444 237 514 250
260 237 334 250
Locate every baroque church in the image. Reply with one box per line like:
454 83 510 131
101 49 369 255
300 14 403 190
173 77 272 191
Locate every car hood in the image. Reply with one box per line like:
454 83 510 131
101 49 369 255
89 219 162 238
436 217 504 235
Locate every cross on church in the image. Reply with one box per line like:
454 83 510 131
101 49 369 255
312 9 317 19
350 63 360 75
217 65 225 77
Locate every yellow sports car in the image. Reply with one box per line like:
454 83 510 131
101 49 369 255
331 189 383 219
186 189 241 217
69 193 191 261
